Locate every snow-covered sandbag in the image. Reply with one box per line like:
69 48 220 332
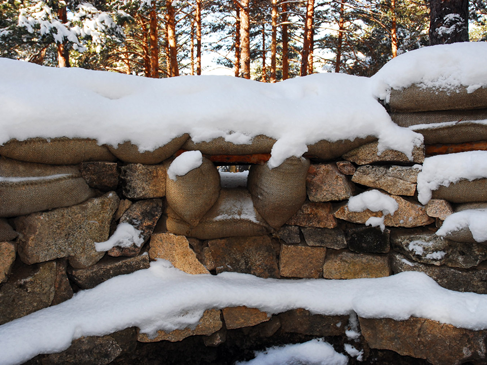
410 121 487 145
182 135 276 155
306 136 376 161
0 138 116 165
248 157 310 229
165 155 220 226
391 110 487 128
108 134 189 164
0 157 95 217
436 209 487 244
432 179 487 204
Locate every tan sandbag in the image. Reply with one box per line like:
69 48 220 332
248 157 310 229
389 85 487 113
108 134 189 164
432 178 487 203
165 156 220 226
391 109 487 128
0 138 116 165
306 136 377 161
164 206 192 236
182 135 276 155
0 157 96 218
414 122 487 145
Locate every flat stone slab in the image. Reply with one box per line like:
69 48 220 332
352 165 418 196
276 225 301 244
80 161 119 191
286 202 337 229
302 227 347 249
121 163 166 199
323 251 390 279
279 309 347 337
306 163 354 202
222 306 270 330
426 199 453 220
347 226 390 254
343 142 424 165
279 244 326 278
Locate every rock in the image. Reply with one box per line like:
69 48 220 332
352 165 418 196
279 309 347 336
302 227 347 249
323 250 390 279
15 192 119 268
286 202 337 229
347 226 390 254
391 253 487 294
334 194 434 228
137 309 222 343
203 328 227 347
207 236 280 278
0 219 18 241
359 316 487 365
432 178 487 203
0 260 56 325
242 316 281 338
0 241 15 283
276 226 301 244
113 199 133 221
80 162 119 191
343 142 424 165
68 254 150 290
108 199 163 257
336 161 356 176
306 164 354 202
426 199 453 220
187 238 208 267
222 306 270 329
306 136 377 161
279 245 326 278
149 233 209 275
51 258 73 305
121 163 166 199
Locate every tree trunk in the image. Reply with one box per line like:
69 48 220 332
235 7 241 77
140 17 151 77
335 0 345 73
300 0 314 76
124 45 131 74
149 3 159 78
270 0 278 83
196 0 202 75
282 2 289 80
429 0 468 45
165 21 172 77
240 0 251 79
166 1 179 76
57 7 70 67
191 19 195 75
261 24 267 82
308 24 314 74
391 0 398 58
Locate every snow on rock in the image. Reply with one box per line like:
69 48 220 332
344 344 364 362
348 190 398 216
167 151 203 181
236 339 348 365
436 209 487 243
2 260 487 364
417 151 487 204
0 58 422 167
371 42 487 101
95 222 144 252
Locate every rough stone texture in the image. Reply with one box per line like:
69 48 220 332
286 202 337 229
108 199 163 257
360 316 487 365
113 199 133 221
137 309 222 342
0 219 18 241
426 199 453 220
306 136 377 161
68 254 150 290
149 233 209 275
323 250 390 279
391 228 487 269
334 194 434 228
352 165 418 196
306 164 354 202
432 178 487 203
302 227 347 249
203 328 227 347
15 192 119 269
342 142 425 165
347 226 390 254
80 162 119 191
276 225 301 244
391 253 487 294
51 258 74 305
279 309 347 337
222 306 270 329
336 161 356 175
242 316 281 338
207 236 280 278
0 241 15 283
121 163 166 199
280 245 326 278
0 260 56 325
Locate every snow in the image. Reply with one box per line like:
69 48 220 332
213 192 258 223
417 151 487 204
348 190 398 216
2 260 487 365
425 251 446 260
410 119 487 131
436 209 487 243
0 174 72 183
220 171 249 188
371 43 487 102
0 58 422 168
408 240 430 255
365 216 386 232
236 340 348 365
95 223 144 252
167 151 203 181
344 344 363 362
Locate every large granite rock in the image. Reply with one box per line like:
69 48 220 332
346 226 390 254
279 309 347 337
323 250 390 279
15 192 119 268
0 241 15 283
342 142 424 165
302 227 347 249
306 163 354 202
80 161 119 192
286 202 337 229
276 225 301 244
279 244 326 278
425 199 453 220
352 165 418 196
121 163 166 199
222 306 270 329
360 316 487 365
336 161 356 175
432 178 487 203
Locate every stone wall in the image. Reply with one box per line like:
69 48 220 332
1 84 487 365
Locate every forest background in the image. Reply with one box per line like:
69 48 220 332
1 0 486 81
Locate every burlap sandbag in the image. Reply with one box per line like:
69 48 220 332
108 134 189 164
389 85 487 113
0 157 95 217
248 157 310 229
391 109 487 128
182 135 276 155
165 156 220 226
162 206 193 236
306 136 377 161
432 178 487 204
0 138 116 165
414 122 487 145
